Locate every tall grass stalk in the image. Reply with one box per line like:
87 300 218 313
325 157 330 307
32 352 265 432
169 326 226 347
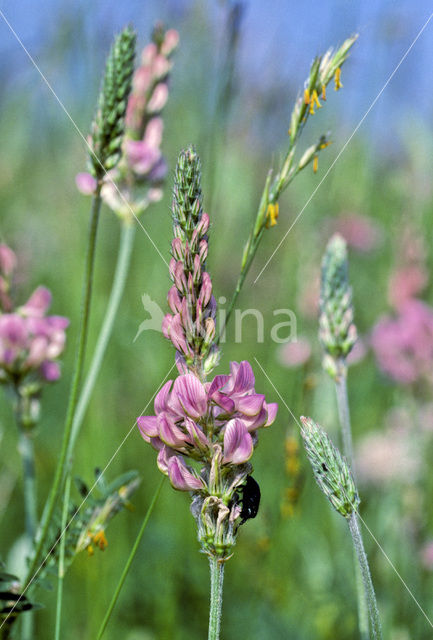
54 474 71 640
69 220 136 457
95 477 165 640
334 369 368 638
25 186 102 588
348 513 383 640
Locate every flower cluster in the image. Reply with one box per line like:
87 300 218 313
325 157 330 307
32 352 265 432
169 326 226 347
137 147 277 559
0 245 69 386
163 146 218 377
77 25 178 219
138 361 277 490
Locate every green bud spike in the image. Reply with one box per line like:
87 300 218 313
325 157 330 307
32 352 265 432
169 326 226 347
90 26 136 178
319 234 357 373
172 145 204 239
300 416 359 518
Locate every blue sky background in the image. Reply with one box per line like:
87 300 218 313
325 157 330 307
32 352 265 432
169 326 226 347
0 1 432 153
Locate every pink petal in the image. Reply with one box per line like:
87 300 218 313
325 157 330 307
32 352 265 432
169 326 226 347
21 287 52 317
137 415 158 439
168 456 204 491
264 402 278 426
157 445 176 474
41 360 60 381
223 418 253 464
184 418 209 448
0 244 17 276
75 172 97 195
236 393 265 416
170 374 208 419
154 380 173 414
157 413 187 448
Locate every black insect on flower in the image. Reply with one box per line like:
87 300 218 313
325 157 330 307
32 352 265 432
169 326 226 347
237 475 261 525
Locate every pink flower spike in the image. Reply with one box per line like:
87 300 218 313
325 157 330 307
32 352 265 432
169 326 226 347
21 287 52 317
223 419 253 464
137 415 158 439
0 245 17 276
76 172 97 195
168 456 204 491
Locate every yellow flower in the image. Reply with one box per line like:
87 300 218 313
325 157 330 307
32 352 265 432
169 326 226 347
309 89 322 115
313 155 319 173
265 203 279 228
93 530 108 551
321 84 327 100
334 67 343 90
304 88 310 105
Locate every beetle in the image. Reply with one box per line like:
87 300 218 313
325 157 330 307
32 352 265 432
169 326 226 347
236 475 261 525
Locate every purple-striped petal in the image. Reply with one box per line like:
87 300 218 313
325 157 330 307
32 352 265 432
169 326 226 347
184 418 209 448
157 413 187 448
236 393 265 416
168 456 204 491
137 415 158 439
264 402 278 426
170 374 208 419
223 418 253 464
154 380 172 414
157 445 176 474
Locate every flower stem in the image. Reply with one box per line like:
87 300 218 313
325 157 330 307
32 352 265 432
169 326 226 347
335 369 354 471
208 556 224 640
95 477 165 640
348 513 383 639
334 368 368 639
54 474 71 640
18 429 36 640
25 186 102 589
69 220 136 458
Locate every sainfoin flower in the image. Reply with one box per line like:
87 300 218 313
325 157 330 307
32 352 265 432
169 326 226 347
0 245 69 385
137 146 277 560
138 361 277 489
76 25 178 219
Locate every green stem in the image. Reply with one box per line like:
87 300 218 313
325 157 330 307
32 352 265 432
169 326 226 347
69 221 136 458
348 513 383 640
334 368 368 639
54 474 71 640
208 556 224 640
25 186 102 589
95 477 165 640
18 429 36 640
335 369 354 471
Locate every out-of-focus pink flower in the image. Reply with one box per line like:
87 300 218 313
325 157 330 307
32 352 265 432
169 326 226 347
371 299 433 384
420 541 433 570
75 172 97 195
332 213 382 252
356 422 420 486
278 338 311 368
0 281 69 384
297 273 320 319
388 265 428 310
137 361 278 491
0 244 17 276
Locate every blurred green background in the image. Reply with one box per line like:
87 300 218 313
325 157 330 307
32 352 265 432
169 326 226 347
1 1 433 638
